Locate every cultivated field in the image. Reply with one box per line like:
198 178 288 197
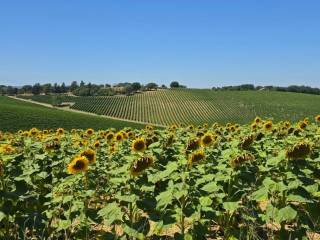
1 117 320 239
0 96 143 132
20 89 320 126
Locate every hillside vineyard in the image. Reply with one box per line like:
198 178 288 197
20 89 320 126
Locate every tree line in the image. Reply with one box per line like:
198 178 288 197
0 81 186 96
212 84 320 95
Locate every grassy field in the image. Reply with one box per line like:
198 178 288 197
20 89 320 125
0 96 144 132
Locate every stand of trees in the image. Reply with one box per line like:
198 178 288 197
0 81 174 96
212 84 320 95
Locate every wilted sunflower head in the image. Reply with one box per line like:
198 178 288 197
80 149 96 164
201 133 214 147
67 156 89 174
115 132 123 141
121 131 128 139
263 121 273 131
315 115 320 123
57 128 64 135
254 117 262 124
188 150 205 165
186 138 200 151
230 153 254 168
45 140 60 151
286 142 311 160
130 156 154 176
86 128 94 136
132 137 146 152
240 135 255 149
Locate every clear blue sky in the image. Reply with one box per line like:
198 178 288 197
1 0 320 88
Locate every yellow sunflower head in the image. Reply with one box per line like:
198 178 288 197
94 140 100 148
121 131 128 139
188 150 205 165
56 128 64 135
106 132 115 141
115 132 123 141
86 128 94 136
187 125 194 131
18 130 23 135
29 128 39 136
80 149 96 164
303 118 310 125
127 131 135 138
297 121 307 130
315 115 320 123
67 156 89 174
263 121 273 131
132 137 146 152
201 133 214 147
130 156 154 176
0 144 15 155
254 117 262 124
251 123 257 130
283 121 291 129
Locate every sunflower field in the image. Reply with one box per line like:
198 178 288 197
1 116 320 239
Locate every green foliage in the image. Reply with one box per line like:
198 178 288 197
0 118 319 239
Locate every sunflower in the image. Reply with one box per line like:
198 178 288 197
106 132 115 141
18 130 23 134
303 118 310 125
315 115 320 123
263 121 273 131
29 128 39 136
297 121 307 130
86 128 94 136
187 125 194 131
251 123 257 130
0 144 15 155
115 132 123 141
45 140 60 151
80 149 96 164
109 143 118 153
166 134 175 146
67 156 89 174
43 129 49 134
201 133 214 147
127 131 135 138
94 140 100 148
121 131 128 140
286 142 311 160
283 121 291 129
240 135 255 149
132 137 146 152
254 117 262 124
230 153 254 168
203 123 208 128
188 150 205 165
56 128 64 135
130 156 154 176
186 138 200 151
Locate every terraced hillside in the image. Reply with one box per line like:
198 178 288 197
19 89 320 125
0 96 143 132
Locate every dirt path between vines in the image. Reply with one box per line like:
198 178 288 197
8 96 166 128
